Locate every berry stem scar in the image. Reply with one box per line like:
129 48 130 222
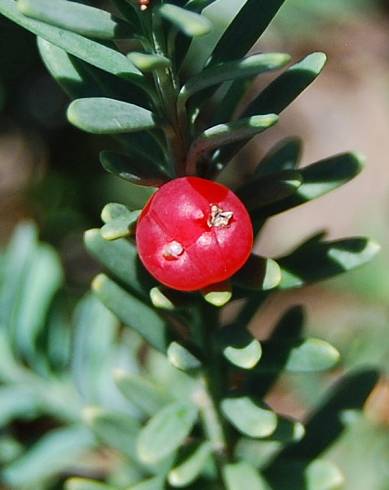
208 204 234 228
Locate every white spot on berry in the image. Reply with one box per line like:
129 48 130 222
163 240 184 260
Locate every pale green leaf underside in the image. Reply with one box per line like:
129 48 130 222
67 98 156 134
17 0 131 40
0 0 141 79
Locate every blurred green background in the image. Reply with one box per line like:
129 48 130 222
1 0 388 488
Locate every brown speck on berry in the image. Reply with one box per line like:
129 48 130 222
208 204 234 228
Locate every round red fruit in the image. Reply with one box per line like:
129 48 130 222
136 177 253 291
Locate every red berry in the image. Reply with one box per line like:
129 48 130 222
136 177 253 291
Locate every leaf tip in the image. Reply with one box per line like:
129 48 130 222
366 239 381 258
314 338 341 367
15 0 29 15
307 51 328 73
167 341 202 371
91 273 107 292
82 405 103 425
203 290 232 307
351 151 367 169
150 287 175 310
224 339 262 369
84 228 100 245
66 100 79 127
250 113 278 128
263 259 282 290
294 421 306 441
112 368 128 383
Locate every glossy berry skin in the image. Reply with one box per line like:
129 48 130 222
136 177 253 291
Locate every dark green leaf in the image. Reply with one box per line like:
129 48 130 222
214 53 326 168
84 229 155 298
208 0 285 65
67 97 157 134
17 0 132 39
278 236 380 288
296 152 364 200
186 115 278 174
158 4 211 37
254 137 302 176
244 52 327 117
213 78 254 125
92 274 169 352
270 305 305 340
37 38 150 107
185 0 217 12
237 170 302 211
114 370 171 417
100 150 170 186
215 53 326 170
179 53 290 105
38 37 95 99
255 152 364 219
137 402 198 463
0 0 141 79
111 0 139 28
